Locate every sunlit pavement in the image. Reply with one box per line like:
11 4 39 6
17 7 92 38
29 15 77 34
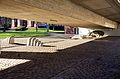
1 38 95 53
0 58 30 71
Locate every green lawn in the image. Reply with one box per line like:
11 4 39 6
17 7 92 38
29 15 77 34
49 30 64 32
26 27 48 32
0 28 49 38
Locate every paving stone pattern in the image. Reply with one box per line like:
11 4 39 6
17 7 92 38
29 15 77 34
0 37 120 79
0 58 30 71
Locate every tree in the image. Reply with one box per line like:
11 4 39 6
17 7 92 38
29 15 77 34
0 16 11 32
46 24 49 32
36 25 38 32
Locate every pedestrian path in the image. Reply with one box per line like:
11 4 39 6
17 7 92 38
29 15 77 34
0 36 120 79
1 38 95 53
0 35 108 53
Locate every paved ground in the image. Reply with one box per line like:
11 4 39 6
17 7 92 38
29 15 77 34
0 36 120 79
1 32 101 53
1 38 95 53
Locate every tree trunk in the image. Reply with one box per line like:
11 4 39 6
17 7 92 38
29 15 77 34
36 26 38 32
3 24 6 32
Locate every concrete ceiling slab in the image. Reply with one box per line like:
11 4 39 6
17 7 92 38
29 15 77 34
108 14 120 19
71 0 120 23
0 0 118 29
0 0 99 28
96 8 118 16
80 0 111 10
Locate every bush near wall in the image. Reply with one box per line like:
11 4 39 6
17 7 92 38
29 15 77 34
15 26 27 31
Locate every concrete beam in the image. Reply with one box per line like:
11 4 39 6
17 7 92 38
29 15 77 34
0 0 118 28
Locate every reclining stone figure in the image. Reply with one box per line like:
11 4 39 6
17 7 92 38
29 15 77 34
27 37 43 46
89 30 104 37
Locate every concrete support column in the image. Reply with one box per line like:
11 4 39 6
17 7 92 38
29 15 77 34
11 19 15 29
34 22 37 27
74 27 79 34
27 20 31 28
17 19 20 27
64 26 75 34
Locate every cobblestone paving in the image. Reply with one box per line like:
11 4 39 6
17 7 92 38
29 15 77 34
0 37 120 79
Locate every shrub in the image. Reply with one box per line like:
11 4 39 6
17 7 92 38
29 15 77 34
15 26 27 31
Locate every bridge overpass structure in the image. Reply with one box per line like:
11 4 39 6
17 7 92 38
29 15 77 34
0 0 120 30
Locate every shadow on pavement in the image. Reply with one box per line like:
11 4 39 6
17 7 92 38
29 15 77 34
0 36 120 79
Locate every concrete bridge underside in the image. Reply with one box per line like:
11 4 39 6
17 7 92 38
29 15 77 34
0 0 119 29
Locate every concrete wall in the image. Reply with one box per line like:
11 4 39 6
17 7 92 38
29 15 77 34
103 29 120 36
78 27 93 35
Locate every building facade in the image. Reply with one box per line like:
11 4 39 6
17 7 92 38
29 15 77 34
64 26 93 35
0 17 48 29
11 19 37 29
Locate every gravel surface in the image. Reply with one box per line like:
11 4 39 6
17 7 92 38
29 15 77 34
0 36 120 79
